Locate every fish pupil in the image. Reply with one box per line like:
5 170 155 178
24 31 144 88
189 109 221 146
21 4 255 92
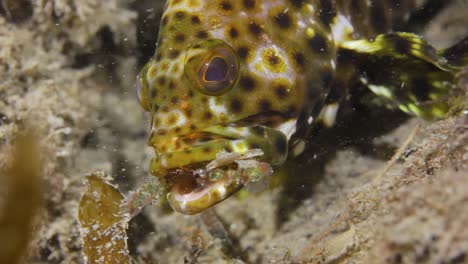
205 57 228 82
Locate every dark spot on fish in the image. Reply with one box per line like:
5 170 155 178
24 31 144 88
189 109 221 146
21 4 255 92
258 99 271 112
248 21 263 37
202 146 212 153
243 0 256 9
151 88 158 98
167 115 177 125
220 1 233 11
184 108 193 117
293 52 306 69
267 53 281 66
203 111 213 120
197 30 209 39
161 16 169 26
157 76 166 86
229 27 239 38
156 52 163 61
240 75 256 92
289 0 306 8
275 84 289 99
393 35 411 55
175 11 186 20
169 80 176 90
274 11 291 29
308 34 328 54
237 46 250 60
169 50 180 58
230 99 243 113
174 33 185 43
191 15 201 24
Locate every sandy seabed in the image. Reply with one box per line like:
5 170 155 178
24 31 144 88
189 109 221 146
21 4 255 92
0 1 467 263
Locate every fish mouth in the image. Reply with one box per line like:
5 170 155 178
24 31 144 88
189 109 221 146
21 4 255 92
165 158 272 214
149 113 290 214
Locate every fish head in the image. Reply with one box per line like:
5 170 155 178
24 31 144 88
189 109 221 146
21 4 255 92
137 0 336 214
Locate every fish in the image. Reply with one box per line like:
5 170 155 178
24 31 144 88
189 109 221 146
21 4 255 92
136 0 467 214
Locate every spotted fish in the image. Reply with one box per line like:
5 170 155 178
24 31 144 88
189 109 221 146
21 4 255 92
136 0 467 214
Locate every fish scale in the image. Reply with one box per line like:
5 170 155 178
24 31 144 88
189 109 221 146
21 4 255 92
136 0 466 214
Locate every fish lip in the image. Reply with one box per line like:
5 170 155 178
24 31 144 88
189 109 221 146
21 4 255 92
166 160 273 214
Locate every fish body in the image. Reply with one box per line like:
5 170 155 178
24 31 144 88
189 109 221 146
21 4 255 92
137 0 465 214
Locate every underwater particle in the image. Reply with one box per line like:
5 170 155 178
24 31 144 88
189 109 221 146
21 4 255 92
0 0 33 23
78 173 130 264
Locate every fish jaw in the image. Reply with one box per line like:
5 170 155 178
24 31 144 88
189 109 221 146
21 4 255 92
149 125 287 214
167 161 273 214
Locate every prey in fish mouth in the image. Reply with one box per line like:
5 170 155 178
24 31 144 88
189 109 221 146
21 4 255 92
164 149 273 214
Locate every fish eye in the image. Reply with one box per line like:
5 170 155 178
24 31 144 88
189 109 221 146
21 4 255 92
198 54 237 94
185 40 239 96
204 57 229 82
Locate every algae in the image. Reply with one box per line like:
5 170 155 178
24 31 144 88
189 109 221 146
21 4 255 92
0 131 42 263
79 173 129 264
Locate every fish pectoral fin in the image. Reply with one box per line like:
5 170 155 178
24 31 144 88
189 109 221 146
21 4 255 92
339 32 467 120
